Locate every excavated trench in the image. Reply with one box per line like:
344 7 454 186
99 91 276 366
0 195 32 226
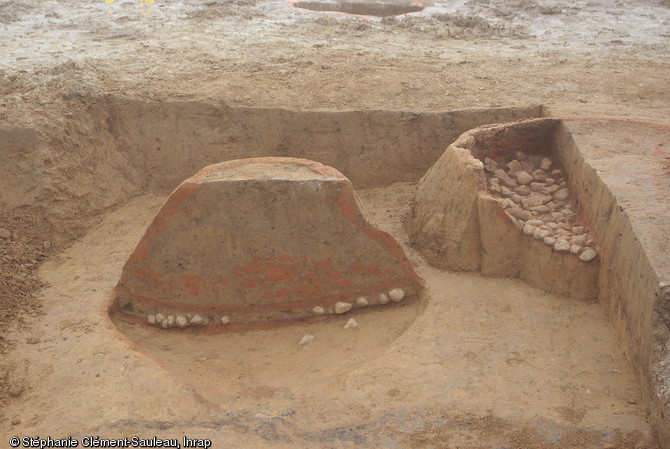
2 101 669 446
290 0 424 17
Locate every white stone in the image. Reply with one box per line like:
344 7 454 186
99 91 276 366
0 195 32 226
160 320 169 329
516 171 533 185
506 207 530 221
545 178 555 186
355 297 369 307
554 189 569 201
155 313 166 323
507 160 524 175
560 208 573 215
221 316 231 325
527 220 544 227
554 239 570 252
540 157 552 171
175 315 188 328
570 245 582 254
530 182 545 192
544 236 557 246
313 306 325 315
343 318 359 329
166 315 175 327
580 248 597 262
190 315 204 326
495 169 517 188
147 315 157 325
571 235 587 246
379 293 389 305
533 228 551 240
551 169 562 177
514 185 531 196
547 222 558 230
388 288 405 302
572 226 585 235
523 224 537 236
334 302 352 314
299 335 314 346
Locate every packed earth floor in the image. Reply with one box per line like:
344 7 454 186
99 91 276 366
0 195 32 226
1 0 670 448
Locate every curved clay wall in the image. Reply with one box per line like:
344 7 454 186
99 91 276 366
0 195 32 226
407 118 670 446
407 118 599 300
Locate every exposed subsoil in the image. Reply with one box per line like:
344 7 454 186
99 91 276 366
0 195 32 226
1 0 669 446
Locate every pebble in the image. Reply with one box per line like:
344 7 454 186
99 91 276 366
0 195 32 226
507 159 524 175
8 382 23 397
551 169 562 177
560 208 573 215
514 185 531 196
527 219 544 227
484 157 498 168
516 170 533 185
11 418 21 425
147 315 156 325
544 236 557 246
334 302 352 314
221 316 230 325
166 315 175 327
155 313 166 323
523 224 537 236
343 318 359 329
379 293 390 305
511 194 524 205
0 228 11 239
389 288 406 302
554 239 570 252
554 188 569 201
570 245 582 254
190 314 205 326
313 306 325 315
175 315 188 328
529 205 550 213
580 248 597 262
572 226 585 234
506 207 530 221
161 320 169 329
571 235 587 246
547 222 559 230
485 164 497 173
524 192 552 207
299 335 314 346
530 182 545 192
501 187 514 198
494 169 517 188
540 157 552 171
545 178 555 186
533 227 551 240
355 297 369 307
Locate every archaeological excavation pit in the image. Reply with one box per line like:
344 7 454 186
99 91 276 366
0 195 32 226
2 100 669 447
289 0 424 17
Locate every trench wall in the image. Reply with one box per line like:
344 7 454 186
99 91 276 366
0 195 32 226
0 101 543 242
553 123 670 447
407 118 669 446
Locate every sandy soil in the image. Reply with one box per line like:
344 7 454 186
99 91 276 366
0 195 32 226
1 0 669 447
1 186 659 448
